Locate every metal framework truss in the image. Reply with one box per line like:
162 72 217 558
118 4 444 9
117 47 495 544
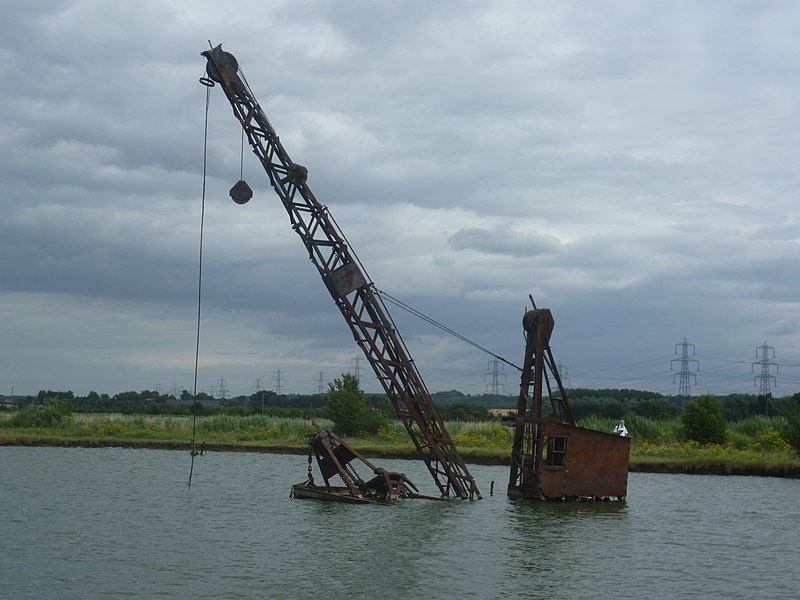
202 45 479 499
504 304 629 500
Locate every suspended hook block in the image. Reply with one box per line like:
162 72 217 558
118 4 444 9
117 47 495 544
230 179 253 204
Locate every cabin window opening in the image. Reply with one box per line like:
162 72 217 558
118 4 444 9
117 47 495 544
544 435 567 467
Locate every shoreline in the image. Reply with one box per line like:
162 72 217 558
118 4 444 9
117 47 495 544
3 437 799 479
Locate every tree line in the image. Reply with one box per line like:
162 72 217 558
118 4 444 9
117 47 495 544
4 379 800 453
3 384 798 424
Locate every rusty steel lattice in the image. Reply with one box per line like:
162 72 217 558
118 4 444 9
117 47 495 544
290 428 440 504
202 45 479 499
504 304 630 500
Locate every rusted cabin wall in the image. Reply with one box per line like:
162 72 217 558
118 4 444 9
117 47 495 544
539 423 630 498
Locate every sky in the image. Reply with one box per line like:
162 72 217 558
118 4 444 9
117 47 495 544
2 0 800 400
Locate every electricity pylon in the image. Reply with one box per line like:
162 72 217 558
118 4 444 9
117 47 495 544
272 370 283 395
556 361 571 388
752 341 778 414
317 371 326 395
671 337 698 406
217 377 228 400
350 356 363 382
484 359 507 396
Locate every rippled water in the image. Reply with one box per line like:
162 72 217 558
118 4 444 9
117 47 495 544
1 447 797 599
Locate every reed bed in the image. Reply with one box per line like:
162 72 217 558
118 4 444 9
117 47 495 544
1 412 330 446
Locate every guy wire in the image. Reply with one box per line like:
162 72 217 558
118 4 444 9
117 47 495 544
375 289 522 372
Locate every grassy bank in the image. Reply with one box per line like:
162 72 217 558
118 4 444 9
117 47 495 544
1 412 799 477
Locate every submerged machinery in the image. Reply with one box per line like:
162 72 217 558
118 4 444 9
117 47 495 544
201 44 480 500
503 300 630 500
290 427 440 504
200 44 628 503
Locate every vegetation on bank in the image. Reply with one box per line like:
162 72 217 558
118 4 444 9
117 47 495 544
3 384 800 476
2 403 799 477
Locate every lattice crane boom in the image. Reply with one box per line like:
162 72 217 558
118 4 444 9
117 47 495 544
201 44 479 499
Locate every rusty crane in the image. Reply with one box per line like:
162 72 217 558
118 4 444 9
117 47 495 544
201 44 480 501
503 299 630 500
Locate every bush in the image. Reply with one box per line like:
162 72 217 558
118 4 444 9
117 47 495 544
325 373 387 436
725 430 751 450
631 399 680 420
729 416 775 438
681 394 726 445
782 401 800 454
753 429 792 453
623 415 676 443
9 399 73 428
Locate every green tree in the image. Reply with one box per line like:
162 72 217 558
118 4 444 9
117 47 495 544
37 390 74 403
782 393 800 454
631 398 679 420
113 391 143 403
682 394 726 445
325 373 386 436
247 390 278 411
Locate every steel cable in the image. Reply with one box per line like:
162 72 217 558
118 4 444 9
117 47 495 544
189 80 212 487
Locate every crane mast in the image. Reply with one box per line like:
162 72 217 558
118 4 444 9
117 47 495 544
202 44 479 499
503 303 630 500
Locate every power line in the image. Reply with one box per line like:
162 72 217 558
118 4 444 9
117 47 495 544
577 354 675 375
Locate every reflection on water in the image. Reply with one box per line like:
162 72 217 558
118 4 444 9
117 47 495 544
1 448 798 600
507 495 628 522
502 497 630 596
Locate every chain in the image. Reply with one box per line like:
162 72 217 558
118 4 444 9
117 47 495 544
306 442 314 484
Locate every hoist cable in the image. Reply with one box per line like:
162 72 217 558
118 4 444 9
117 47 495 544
375 289 523 372
239 128 245 181
189 81 212 487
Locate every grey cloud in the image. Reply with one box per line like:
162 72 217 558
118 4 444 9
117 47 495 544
764 318 800 337
3 1 800 396
448 226 562 257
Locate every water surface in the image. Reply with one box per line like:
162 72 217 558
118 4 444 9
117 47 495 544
1 447 796 599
